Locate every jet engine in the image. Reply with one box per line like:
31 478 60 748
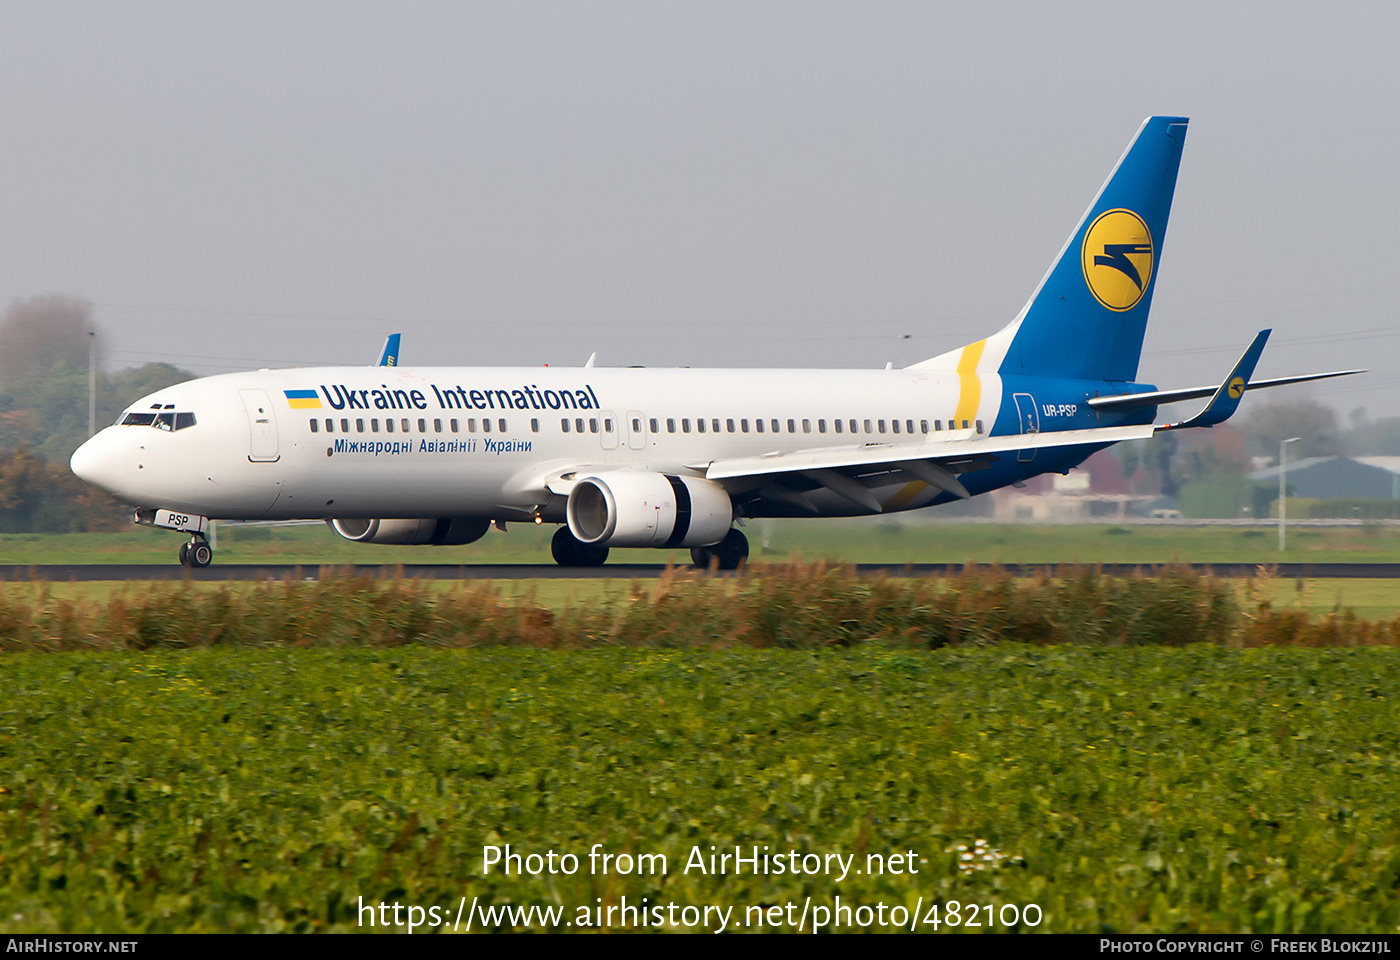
566 472 733 548
328 517 491 545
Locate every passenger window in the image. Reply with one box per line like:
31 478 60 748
483 419 492 433
401 419 410 432
418 419 426 432
325 419 334 433
650 418 659 432
976 420 984 434
371 419 380 432
878 420 886 434
787 419 796 433
589 418 599 433
531 418 540 432
682 419 691 433
741 419 750 433
727 419 735 432
697 419 706 434
450 419 460 432
342 419 351 433
834 419 843 434
667 418 676 433
562 419 571 432
712 419 721 433
921 420 929 434
802 419 811 433
385 419 394 433
576 418 585 433
849 420 858 434
499 419 507 432
755 419 764 433
962 420 970 430
906 420 915 434
632 418 641 432
818 419 826 433
891 420 900 434
935 420 942 431
356 419 365 432
864 420 873 434
433 419 442 433
770 419 779 433
310 419 319 433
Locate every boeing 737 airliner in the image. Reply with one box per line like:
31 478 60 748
71 117 1358 568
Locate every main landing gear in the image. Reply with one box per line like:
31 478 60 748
551 526 610 567
691 528 749 571
178 534 213 569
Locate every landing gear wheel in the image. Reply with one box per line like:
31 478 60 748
691 528 749 571
551 526 609 567
188 539 213 568
179 536 213 568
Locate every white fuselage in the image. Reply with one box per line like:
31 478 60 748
72 363 1031 522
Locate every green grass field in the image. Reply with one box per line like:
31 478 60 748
3 544 1397 934
2 518 1399 566
3 646 1398 933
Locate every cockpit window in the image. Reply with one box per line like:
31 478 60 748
121 411 197 431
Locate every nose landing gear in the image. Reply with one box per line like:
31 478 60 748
178 535 213 568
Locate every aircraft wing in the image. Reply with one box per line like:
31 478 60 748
698 424 1157 511
375 333 401 367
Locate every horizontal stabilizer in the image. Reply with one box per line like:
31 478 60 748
1089 327 1363 416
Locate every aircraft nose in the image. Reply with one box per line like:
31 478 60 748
70 430 129 497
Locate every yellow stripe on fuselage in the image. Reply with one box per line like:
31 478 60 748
953 339 986 427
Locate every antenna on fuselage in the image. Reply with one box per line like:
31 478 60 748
584 352 596 369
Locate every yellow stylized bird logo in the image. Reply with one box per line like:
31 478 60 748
1082 209 1153 312
1228 377 1246 399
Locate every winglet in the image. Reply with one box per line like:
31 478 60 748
376 334 401 367
1159 329 1270 431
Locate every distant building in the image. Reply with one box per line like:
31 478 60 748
1248 456 1400 501
991 450 1155 520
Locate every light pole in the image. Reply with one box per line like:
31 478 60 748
1278 436 1301 551
88 331 97 438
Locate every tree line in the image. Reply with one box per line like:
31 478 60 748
0 296 193 532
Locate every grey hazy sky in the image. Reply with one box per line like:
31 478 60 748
2 1 1396 417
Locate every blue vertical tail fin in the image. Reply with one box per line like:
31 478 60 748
996 116 1187 383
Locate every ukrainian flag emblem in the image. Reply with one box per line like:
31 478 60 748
284 389 322 409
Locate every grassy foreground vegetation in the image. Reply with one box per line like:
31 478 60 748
0 563 1397 651
1 568 1399 933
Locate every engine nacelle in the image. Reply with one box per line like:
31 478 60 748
328 517 491 546
566 472 733 548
